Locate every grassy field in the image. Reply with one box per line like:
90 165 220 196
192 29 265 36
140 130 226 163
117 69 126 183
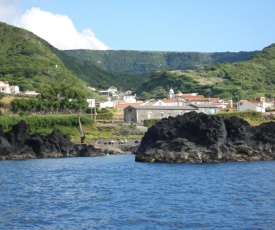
71 123 144 144
1 95 16 104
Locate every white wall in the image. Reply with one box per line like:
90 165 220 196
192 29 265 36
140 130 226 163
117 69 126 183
239 103 265 113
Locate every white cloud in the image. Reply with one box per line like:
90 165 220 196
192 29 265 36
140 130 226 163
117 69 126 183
0 1 109 51
15 7 110 50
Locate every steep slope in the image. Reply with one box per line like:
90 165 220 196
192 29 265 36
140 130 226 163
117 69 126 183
47 46 141 90
0 21 87 92
0 22 137 92
136 44 275 100
64 49 256 75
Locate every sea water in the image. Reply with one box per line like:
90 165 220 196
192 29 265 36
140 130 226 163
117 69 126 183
0 155 274 229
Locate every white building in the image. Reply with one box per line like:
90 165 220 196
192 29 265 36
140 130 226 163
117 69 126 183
99 86 118 97
97 97 114 109
24 90 40 96
123 94 136 103
237 97 272 113
168 89 175 99
0 81 20 94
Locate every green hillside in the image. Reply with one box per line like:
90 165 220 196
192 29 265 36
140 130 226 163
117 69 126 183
0 21 88 93
136 44 275 100
48 47 140 90
0 21 138 93
1 21 273 101
64 49 256 75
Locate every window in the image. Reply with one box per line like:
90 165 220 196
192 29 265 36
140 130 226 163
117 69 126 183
160 112 164 118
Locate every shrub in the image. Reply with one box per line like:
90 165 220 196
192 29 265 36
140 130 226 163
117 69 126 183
217 111 263 121
0 115 93 132
144 118 161 127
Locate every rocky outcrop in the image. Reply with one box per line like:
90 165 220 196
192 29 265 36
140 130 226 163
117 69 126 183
135 111 275 163
0 120 106 160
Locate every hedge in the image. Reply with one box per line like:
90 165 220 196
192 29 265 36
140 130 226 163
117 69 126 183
0 115 93 132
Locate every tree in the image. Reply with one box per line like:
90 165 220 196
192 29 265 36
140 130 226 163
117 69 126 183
140 91 151 100
152 86 167 99
0 92 4 99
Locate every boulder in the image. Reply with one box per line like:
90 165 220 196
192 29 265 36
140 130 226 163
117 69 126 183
2 121 36 159
135 111 275 163
0 120 106 160
77 144 105 157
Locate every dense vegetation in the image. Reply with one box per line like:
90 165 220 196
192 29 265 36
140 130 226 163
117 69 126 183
0 22 89 94
0 114 92 134
136 44 275 100
48 45 140 90
0 21 139 92
65 49 255 75
1 21 275 103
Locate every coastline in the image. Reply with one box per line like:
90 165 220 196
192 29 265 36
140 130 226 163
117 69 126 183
0 120 140 161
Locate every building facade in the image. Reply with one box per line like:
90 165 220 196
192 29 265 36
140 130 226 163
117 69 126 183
0 81 19 94
124 104 219 123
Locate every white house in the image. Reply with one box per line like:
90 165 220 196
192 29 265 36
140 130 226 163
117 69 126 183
238 101 265 113
97 97 114 109
237 97 272 113
142 99 186 106
0 81 20 94
99 86 118 97
123 94 136 103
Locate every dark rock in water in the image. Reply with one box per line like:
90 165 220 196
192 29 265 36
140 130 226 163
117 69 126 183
0 120 108 160
135 111 275 163
5 120 30 147
2 120 36 160
77 144 105 157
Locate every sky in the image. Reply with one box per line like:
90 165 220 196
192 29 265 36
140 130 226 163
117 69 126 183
0 0 274 52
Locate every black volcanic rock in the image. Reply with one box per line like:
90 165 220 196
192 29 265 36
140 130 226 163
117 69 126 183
78 144 105 157
0 120 107 160
135 111 275 163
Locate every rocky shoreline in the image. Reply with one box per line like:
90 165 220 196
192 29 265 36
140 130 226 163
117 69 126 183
136 111 275 163
0 120 139 161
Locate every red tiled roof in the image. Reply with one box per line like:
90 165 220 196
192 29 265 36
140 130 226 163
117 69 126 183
162 99 181 103
117 102 143 109
182 95 209 101
209 97 220 101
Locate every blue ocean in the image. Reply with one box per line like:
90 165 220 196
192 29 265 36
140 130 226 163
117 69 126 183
0 154 274 229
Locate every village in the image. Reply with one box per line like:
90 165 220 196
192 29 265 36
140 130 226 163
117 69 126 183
94 86 274 123
1 81 274 122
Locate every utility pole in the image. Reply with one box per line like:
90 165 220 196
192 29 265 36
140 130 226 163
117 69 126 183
94 107 97 124
90 98 92 119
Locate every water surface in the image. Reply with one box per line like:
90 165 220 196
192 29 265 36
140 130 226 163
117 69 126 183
0 155 274 229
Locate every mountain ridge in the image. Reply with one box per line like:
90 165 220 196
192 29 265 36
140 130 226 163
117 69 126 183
64 49 256 76
0 21 139 92
1 21 274 101
135 43 275 100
